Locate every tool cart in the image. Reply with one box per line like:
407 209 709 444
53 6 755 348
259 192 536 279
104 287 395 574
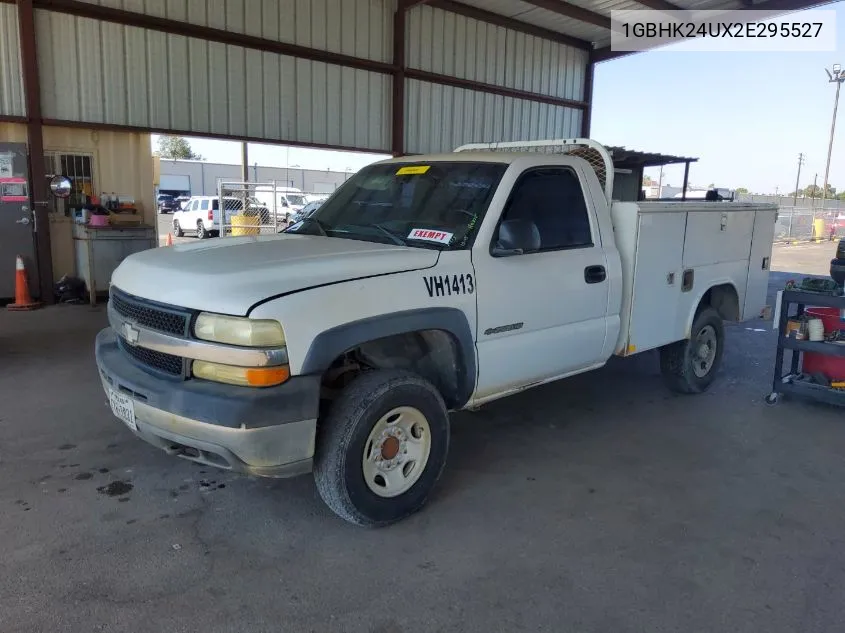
767 245 845 406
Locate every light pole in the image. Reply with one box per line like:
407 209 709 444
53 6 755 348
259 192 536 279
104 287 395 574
793 152 805 207
821 64 845 213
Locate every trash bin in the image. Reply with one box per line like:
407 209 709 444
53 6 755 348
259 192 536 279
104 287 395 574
231 214 260 236
813 218 826 241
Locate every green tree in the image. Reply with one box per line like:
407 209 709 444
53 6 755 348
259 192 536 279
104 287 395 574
156 135 203 160
735 187 748 194
805 184 837 198
805 184 822 198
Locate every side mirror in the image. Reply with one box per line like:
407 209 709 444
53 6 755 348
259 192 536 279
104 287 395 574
492 218 540 257
49 174 72 199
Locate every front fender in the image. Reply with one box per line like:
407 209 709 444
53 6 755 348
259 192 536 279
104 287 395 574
300 308 477 408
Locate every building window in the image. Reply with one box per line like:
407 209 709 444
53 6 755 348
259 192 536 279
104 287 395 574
44 152 96 216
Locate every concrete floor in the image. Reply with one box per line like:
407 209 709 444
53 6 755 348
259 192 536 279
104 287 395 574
2 243 845 632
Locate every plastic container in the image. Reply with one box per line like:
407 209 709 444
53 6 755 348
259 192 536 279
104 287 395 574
230 214 259 236
808 318 824 341
801 306 845 379
89 213 110 227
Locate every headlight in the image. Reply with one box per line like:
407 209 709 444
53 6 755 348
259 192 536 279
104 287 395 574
193 361 290 387
194 313 285 347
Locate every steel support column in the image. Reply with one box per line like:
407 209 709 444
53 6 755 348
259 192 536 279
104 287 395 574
391 3 407 156
682 160 690 201
16 0 54 303
581 54 595 137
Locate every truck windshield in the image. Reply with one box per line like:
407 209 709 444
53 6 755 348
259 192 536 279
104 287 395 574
285 161 507 249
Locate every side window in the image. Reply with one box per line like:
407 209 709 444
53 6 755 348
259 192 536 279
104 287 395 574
212 199 219 210
200 199 209 211
190 200 199 211
497 167 593 252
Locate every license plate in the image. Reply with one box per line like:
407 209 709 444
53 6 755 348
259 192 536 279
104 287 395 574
108 387 137 432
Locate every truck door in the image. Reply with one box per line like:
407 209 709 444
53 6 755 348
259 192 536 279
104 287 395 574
472 165 610 401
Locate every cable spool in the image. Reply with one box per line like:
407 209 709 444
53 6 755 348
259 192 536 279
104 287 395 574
808 318 825 342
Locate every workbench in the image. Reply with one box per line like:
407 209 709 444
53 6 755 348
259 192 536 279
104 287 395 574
767 289 845 406
72 223 156 306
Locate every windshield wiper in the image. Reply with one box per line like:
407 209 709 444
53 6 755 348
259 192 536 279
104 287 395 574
369 223 408 246
288 216 330 236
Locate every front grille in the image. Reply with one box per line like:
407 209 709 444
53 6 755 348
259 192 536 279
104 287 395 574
110 288 189 336
119 336 184 377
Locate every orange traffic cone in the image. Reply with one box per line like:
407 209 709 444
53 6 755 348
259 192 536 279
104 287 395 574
165 232 173 246
7 255 42 311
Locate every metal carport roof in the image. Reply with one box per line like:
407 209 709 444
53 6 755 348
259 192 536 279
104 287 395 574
423 0 838 60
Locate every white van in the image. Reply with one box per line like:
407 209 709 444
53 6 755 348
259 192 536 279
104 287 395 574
253 186 309 222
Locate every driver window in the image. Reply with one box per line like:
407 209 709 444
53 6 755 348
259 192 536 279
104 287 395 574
499 167 593 252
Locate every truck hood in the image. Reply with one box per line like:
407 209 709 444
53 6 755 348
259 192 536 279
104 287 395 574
111 234 438 314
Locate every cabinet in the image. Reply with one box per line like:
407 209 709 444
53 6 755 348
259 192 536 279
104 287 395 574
72 224 157 305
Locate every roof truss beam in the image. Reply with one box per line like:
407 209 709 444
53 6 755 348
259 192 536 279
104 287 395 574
425 0 593 50
521 0 611 30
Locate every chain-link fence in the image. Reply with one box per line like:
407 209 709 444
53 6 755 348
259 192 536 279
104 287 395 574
774 206 845 242
215 181 294 237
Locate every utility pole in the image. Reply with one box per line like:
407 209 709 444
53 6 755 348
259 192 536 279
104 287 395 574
793 152 805 207
812 172 818 209
241 142 249 182
822 64 845 212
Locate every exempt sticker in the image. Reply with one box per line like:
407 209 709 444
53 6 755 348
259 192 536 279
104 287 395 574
408 228 453 244
396 165 431 175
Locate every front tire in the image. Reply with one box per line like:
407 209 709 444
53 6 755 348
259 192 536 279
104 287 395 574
659 306 724 394
314 370 450 527
172 219 184 237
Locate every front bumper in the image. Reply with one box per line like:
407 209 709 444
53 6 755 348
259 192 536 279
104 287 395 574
95 328 320 478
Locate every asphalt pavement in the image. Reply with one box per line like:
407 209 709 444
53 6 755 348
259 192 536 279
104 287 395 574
1 242 845 633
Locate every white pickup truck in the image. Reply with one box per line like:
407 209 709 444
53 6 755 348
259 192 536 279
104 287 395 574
96 139 777 526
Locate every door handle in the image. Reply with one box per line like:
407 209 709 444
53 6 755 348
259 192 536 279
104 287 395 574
584 265 606 284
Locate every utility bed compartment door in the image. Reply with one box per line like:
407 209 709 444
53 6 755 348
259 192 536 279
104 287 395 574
743 209 777 320
626 212 686 353
682 210 755 267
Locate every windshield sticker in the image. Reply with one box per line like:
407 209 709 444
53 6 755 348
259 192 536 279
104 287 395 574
408 228 453 244
396 165 431 176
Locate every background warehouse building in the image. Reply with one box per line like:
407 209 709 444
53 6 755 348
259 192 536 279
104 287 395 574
0 0 824 302
156 158 356 198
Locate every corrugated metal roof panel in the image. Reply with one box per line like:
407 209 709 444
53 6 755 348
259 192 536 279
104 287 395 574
0 3 25 118
404 78 582 155
407 5 588 102
74 0 393 63
35 12 389 152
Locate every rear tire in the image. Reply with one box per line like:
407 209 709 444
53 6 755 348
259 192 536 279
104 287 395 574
659 306 724 394
196 221 208 239
314 369 450 527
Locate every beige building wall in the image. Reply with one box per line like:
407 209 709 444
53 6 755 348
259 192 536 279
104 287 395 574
0 122 153 282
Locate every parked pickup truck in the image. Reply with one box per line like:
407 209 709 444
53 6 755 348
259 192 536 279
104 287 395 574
95 139 777 526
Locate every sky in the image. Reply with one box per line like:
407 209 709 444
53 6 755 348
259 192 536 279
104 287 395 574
152 2 845 196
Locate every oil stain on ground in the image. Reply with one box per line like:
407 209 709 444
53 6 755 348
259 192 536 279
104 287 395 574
97 481 134 497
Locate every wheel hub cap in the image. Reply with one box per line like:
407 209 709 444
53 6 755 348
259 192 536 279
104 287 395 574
692 325 718 378
380 436 401 460
362 406 432 498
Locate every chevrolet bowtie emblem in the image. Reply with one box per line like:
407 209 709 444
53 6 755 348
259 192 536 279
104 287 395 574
123 322 140 345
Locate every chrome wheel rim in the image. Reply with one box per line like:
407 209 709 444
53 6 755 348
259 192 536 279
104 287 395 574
362 406 432 498
692 324 718 378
